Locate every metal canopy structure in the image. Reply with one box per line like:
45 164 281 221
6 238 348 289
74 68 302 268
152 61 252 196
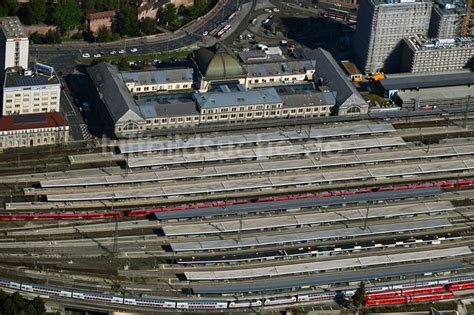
152 187 442 220
191 261 465 294
45 157 471 201
170 219 451 252
162 201 453 236
41 144 474 188
118 124 395 154
126 137 406 168
183 246 471 280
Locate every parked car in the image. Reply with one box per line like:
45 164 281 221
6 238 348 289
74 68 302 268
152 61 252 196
82 53 90 58
118 49 125 54
130 48 138 53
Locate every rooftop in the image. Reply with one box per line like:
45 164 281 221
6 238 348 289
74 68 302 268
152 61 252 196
405 34 474 51
238 49 285 64
0 112 67 131
397 85 474 101
280 90 337 108
309 48 366 107
87 63 140 122
340 60 362 76
4 69 60 88
244 60 315 77
86 10 116 20
194 87 282 109
0 16 27 39
381 70 474 90
136 94 199 118
372 0 432 5
120 68 194 86
434 0 467 14
194 46 246 80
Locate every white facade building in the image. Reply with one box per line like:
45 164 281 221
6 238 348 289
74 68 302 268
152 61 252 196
3 68 61 115
120 68 194 94
0 17 29 72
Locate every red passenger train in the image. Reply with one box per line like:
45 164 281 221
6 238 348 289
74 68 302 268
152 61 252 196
365 292 455 306
365 280 474 306
0 179 473 221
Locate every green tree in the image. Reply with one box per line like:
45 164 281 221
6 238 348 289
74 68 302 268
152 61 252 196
31 296 46 315
114 8 139 36
81 0 95 14
139 17 156 35
117 57 130 71
96 25 114 42
352 281 366 308
44 29 62 44
91 57 107 66
26 0 48 24
159 4 179 29
52 0 82 34
0 0 19 17
2 292 25 315
24 304 37 315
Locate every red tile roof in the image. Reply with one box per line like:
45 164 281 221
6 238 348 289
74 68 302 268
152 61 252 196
0 112 67 131
86 10 116 20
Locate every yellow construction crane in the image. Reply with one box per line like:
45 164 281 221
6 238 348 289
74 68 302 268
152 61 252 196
464 0 472 35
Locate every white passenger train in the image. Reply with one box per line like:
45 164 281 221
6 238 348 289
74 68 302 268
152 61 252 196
0 275 473 310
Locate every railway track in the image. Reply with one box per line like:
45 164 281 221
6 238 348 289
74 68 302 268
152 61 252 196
1 118 474 311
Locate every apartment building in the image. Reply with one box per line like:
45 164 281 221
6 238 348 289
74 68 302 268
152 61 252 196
353 0 433 73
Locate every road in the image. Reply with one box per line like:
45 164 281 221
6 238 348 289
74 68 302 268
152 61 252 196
32 0 251 70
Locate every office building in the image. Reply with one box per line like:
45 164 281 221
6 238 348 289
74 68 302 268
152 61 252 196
353 0 433 73
0 17 29 73
401 35 474 73
3 67 61 115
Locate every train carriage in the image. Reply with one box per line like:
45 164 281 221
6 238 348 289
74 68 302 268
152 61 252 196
176 301 227 309
228 300 262 308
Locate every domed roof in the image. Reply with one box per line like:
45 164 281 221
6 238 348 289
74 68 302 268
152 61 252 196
194 46 246 80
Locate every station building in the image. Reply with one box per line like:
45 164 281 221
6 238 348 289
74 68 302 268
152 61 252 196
192 47 247 92
87 61 336 138
244 60 316 88
120 68 194 94
0 112 69 149
192 46 316 92
311 48 369 116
